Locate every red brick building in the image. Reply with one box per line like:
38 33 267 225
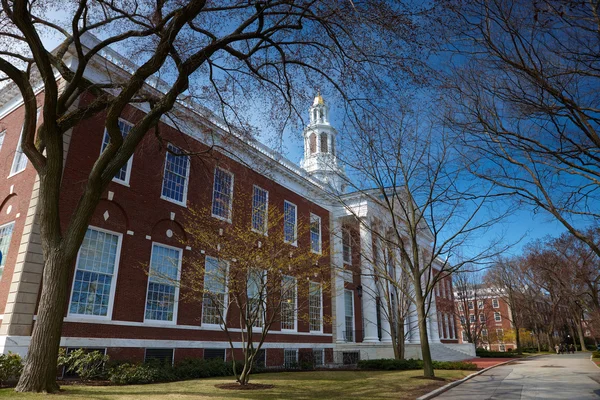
0 35 473 365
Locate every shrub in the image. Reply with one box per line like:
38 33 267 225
591 351 600 359
0 352 23 385
475 349 520 358
108 363 162 385
58 349 109 381
357 358 477 371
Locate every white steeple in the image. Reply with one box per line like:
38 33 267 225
300 92 347 193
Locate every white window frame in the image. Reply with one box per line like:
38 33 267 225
160 143 190 207
499 344 506 352
100 119 134 186
496 328 504 339
479 314 486 323
67 226 123 321
309 281 323 333
0 221 15 278
468 301 474 310
281 275 297 332
211 167 234 223
310 213 321 254
477 300 484 309
0 130 5 154
202 256 229 327
342 229 352 265
251 185 269 235
283 200 297 246
494 312 502 322
9 128 27 177
492 298 500 308
143 242 182 325
469 314 476 323
344 289 355 342
247 268 267 328
283 349 298 368
313 349 325 366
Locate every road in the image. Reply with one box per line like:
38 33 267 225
436 353 600 400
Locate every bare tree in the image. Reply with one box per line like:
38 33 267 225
453 270 494 349
0 0 429 392
441 0 600 257
338 109 510 377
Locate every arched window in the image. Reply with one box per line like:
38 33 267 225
309 133 317 154
320 133 328 153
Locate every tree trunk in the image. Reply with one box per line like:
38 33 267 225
414 288 434 378
575 317 586 351
514 326 522 355
15 250 73 393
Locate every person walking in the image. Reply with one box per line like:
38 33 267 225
555 344 560 354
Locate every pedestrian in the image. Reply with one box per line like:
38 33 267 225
570 344 575 354
555 344 560 354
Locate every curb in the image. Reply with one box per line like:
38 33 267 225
416 358 529 400
590 355 600 370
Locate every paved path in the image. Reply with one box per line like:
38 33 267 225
437 353 600 399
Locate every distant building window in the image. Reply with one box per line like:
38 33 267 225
283 201 297 244
469 314 476 323
161 144 190 205
281 275 297 330
494 312 501 322
479 314 486 323
0 222 15 278
145 244 181 322
477 300 484 309
204 348 226 360
344 290 354 342
468 301 474 310
284 349 298 368
310 214 321 253
460 316 466 325
69 228 120 317
202 257 228 325
309 282 322 332
101 119 133 184
482 329 488 338
499 344 506 352
458 304 463 312
462 331 468 342
212 168 234 221
496 328 504 340
492 298 499 308
251 186 268 234
309 133 316 154
144 348 174 365
342 229 352 265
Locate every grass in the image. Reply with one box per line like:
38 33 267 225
0 370 472 400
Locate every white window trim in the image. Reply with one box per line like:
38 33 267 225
0 130 5 154
0 221 15 272
143 242 183 325
283 200 298 246
160 143 190 207
281 275 297 332
494 312 502 322
283 348 299 367
201 256 229 328
67 226 123 321
100 119 134 187
8 128 26 178
309 281 323 334
344 289 355 342
310 213 321 254
492 298 500 308
251 185 269 235
143 348 175 366
342 229 352 265
211 167 235 223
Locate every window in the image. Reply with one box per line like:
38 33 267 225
344 289 354 342
494 312 501 322
251 186 268 234
0 222 15 278
499 344 506 352
496 328 504 340
145 244 181 322
492 298 499 308
247 269 266 328
101 119 133 184
462 331 468 342
204 348 226 360
342 229 352 264
482 329 488 338
468 301 474 310
253 349 266 368
284 349 298 368
69 228 121 317
202 257 228 325
0 130 5 153
479 314 486 323
460 316 466 325
144 348 173 365
309 282 322 332
313 349 324 366
161 144 190 205
477 300 484 309
281 275 297 330
458 304 464 312
310 214 321 253
283 201 297 244
10 129 27 175
469 314 476 323
211 167 234 221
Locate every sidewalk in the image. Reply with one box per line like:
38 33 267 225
465 357 516 369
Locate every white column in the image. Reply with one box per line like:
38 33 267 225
407 302 419 343
428 291 442 343
379 245 392 343
359 219 379 343
333 217 347 344
449 314 456 339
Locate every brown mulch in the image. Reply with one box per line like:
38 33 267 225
59 379 113 386
215 383 275 390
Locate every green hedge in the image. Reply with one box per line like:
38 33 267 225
357 358 478 371
592 351 600 359
475 349 521 358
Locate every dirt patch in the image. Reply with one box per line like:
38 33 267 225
410 376 447 381
59 380 113 386
215 383 275 390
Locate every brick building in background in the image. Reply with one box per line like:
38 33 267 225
0 34 473 365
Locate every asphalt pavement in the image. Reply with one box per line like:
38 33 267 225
436 353 600 400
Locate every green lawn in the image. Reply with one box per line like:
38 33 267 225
0 370 472 400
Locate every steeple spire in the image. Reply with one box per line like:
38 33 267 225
300 93 347 193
